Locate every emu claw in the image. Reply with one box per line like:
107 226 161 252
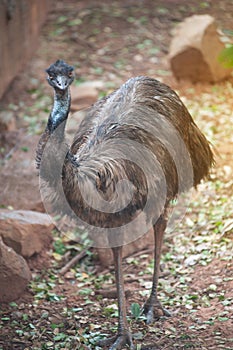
110 333 135 350
97 331 135 350
142 301 171 324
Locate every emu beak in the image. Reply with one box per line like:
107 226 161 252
56 75 69 90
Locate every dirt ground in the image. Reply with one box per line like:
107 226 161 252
0 1 233 349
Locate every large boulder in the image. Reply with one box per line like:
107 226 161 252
0 209 54 258
70 80 104 111
0 134 44 212
169 15 232 83
0 236 31 302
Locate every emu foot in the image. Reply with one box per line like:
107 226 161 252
97 331 135 350
142 300 171 324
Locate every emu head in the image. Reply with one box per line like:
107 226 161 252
46 60 74 91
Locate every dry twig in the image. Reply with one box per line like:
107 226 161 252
59 248 89 275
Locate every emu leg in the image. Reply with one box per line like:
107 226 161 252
142 214 171 324
99 246 134 350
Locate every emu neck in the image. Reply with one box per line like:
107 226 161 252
48 88 71 139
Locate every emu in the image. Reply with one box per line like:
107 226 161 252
36 60 213 349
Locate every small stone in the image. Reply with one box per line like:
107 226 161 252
134 54 143 62
64 271 75 279
0 111 16 132
184 254 202 266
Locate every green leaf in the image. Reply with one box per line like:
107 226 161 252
130 302 141 319
68 19 82 26
9 302 18 308
57 15 68 24
78 288 93 296
15 329 24 336
54 332 67 341
218 45 233 68
1 317 10 321
218 317 229 322
53 240 66 255
208 284 217 291
21 146 29 152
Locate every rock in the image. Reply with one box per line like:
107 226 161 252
96 228 154 266
169 15 232 83
70 80 104 111
71 80 104 99
0 111 16 132
0 236 31 302
184 254 202 266
0 209 54 258
0 134 44 212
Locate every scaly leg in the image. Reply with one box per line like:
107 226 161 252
98 246 134 350
142 212 171 324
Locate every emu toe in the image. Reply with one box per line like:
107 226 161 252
142 300 171 324
98 331 135 350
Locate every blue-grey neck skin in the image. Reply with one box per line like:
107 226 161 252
47 87 71 135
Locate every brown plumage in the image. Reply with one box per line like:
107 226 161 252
36 60 214 350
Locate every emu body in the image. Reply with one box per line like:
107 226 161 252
36 60 213 349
